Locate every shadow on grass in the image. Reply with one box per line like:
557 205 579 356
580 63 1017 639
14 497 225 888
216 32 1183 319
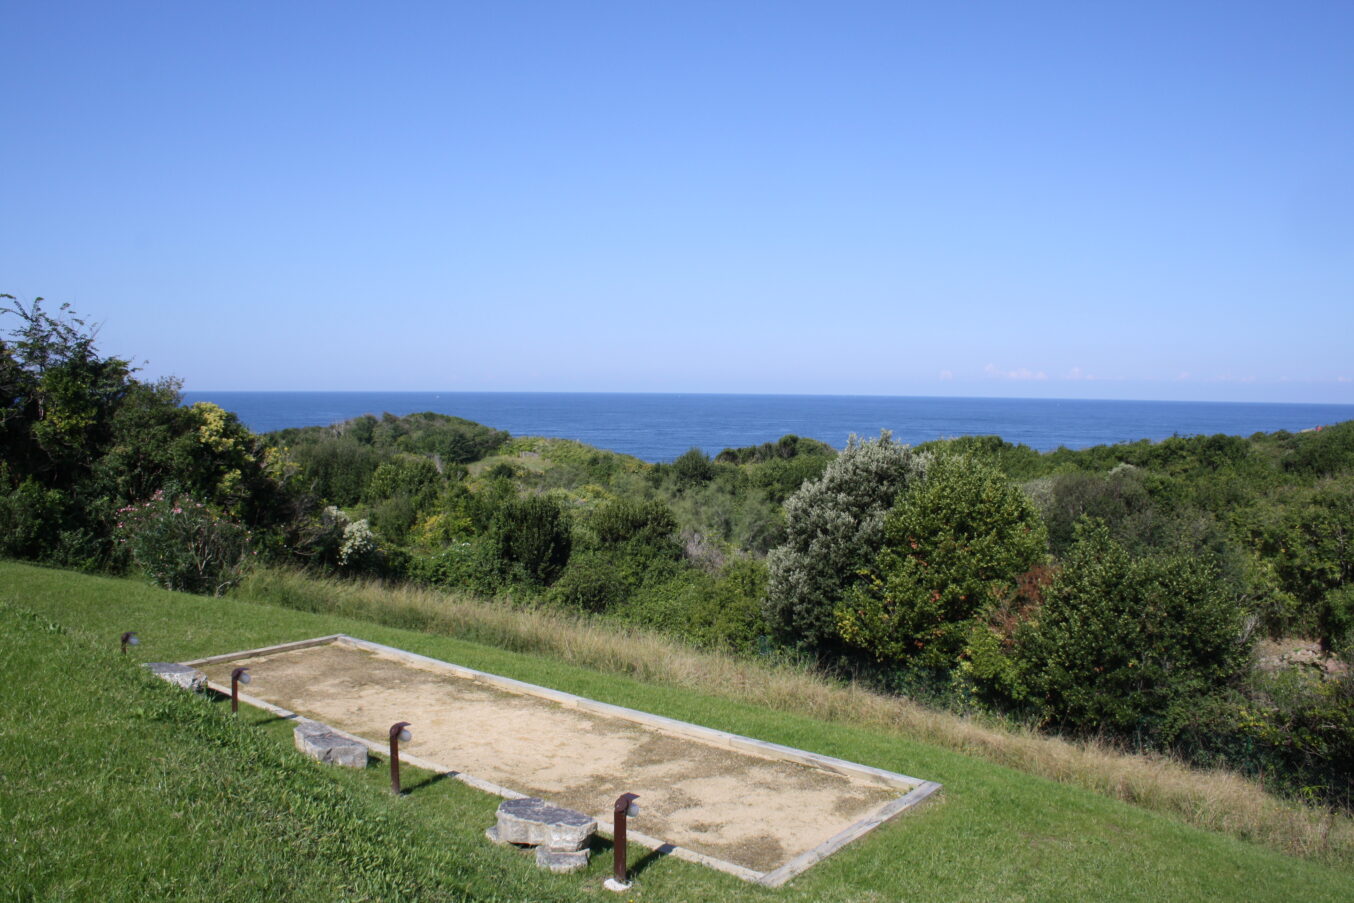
587 836 673 880
629 842 676 878
402 771 454 794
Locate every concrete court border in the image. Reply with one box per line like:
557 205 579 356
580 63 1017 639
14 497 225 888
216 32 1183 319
184 634 943 887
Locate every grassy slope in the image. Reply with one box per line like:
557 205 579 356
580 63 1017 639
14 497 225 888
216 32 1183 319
2 561 1351 903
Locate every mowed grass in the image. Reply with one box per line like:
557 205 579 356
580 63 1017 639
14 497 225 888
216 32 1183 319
2 561 1352 902
233 566 1353 866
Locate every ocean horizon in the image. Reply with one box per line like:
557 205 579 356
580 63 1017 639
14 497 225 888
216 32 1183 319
181 391 1354 463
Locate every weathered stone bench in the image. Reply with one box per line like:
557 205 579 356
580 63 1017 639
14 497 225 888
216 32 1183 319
142 662 208 691
293 720 369 768
486 797 596 874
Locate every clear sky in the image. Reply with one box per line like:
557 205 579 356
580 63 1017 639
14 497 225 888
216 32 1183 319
2 1 1351 402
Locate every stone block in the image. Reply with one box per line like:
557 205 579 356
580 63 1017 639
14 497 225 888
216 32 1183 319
535 845 590 874
293 720 369 768
143 662 207 692
494 797 596 852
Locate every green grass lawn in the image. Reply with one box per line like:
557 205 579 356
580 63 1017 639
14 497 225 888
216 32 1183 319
3 560 1352 902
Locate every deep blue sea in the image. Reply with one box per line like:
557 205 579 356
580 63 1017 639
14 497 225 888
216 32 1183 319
180 392 1354 463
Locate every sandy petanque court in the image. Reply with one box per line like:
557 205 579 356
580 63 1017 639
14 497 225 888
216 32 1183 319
197 636 934 876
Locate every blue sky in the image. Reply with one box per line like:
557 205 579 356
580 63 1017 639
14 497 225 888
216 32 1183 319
2 1 1351 402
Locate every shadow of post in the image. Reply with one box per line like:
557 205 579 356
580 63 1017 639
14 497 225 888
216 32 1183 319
628 842 675 878
401 771 454 794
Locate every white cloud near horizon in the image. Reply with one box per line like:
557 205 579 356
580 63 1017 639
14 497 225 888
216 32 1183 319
985 363 1049 381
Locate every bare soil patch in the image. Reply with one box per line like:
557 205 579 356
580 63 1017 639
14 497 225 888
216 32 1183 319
201 640 899 871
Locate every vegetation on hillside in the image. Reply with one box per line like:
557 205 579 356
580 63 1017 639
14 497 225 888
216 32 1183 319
2 296 1352 811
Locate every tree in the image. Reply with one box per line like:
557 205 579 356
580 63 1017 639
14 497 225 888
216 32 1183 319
764 432 927 658
837 454 1047 666
1014 519 1249 735
1 296 289 570
1 296 132 486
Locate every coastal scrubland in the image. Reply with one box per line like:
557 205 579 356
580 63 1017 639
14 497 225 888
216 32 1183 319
3 296 1354 898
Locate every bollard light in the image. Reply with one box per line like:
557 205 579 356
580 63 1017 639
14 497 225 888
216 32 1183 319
230 667 251 714
389 721 412 795
605 792 640 892
120 631 139 655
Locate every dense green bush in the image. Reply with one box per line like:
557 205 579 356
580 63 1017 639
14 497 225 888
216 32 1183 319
1166 671 1354 807
488 494 572 586
1 298 289 567
406 538 499 594
686 556 771 652
589 497 680 552
0 477 70 561
669 446 717 484
1013 520 1249 735
1239 483 1354 650
715 434 834 464
114 489 252 595
1283 420 1354 477
547 548 629 612
839 455 1047 667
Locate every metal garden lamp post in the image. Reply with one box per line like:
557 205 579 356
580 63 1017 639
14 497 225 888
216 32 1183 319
605 792 640 892
230 667 251 713
389 721 412 795
120 631 139 655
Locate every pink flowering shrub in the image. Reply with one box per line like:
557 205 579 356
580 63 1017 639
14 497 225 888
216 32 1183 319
115 489 252 595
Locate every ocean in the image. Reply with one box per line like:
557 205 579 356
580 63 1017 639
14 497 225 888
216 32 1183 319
179 391 1354 463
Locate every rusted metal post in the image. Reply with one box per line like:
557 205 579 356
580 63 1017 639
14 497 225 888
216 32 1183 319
389 721 412 795
609 792 640 890
230 666 250 713
120 631 139 655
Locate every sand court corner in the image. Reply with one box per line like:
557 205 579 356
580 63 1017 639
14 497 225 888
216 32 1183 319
186 634 941 886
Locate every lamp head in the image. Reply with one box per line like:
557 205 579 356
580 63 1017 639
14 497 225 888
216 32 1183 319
615 792 640 817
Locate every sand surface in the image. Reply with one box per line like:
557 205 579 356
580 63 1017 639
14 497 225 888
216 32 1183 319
202 640 900 871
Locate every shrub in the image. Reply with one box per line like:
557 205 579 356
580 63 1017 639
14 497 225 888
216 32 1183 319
368 494 419 545
670 447 716 484
0 478 67 559
1324 584 1354 660
1014 519 1249 736
612 569 714 636
589 497 681 559
407 538 499 594
114 489 252 595
685 557 771 652
838 455 1048 667
488 494 572 586
364 455 442 505
548 549 629 613
764 432 927 658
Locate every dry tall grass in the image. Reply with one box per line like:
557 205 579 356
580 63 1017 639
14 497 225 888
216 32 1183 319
237 567 1354 870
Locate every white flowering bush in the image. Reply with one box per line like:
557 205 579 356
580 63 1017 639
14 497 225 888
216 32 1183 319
339 517 377 568
765 432 928 656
